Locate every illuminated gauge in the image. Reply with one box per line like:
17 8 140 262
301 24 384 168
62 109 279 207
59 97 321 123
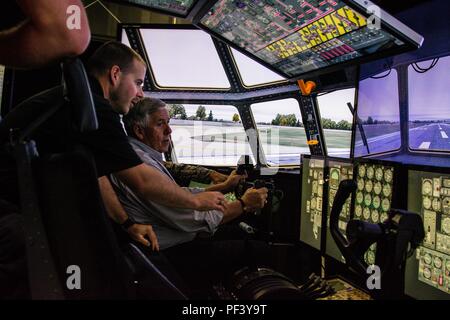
330 169 339 181
365 180 373 193
372 196 381 209
382 184 392 197
432 198 441 211
434 257 442 269
384 169 393 183
355 205 363 217
375 168 383 181
423 197 432 210
363 207 371 220
441 217 450 234
366 167 374 179
371 210 379 223
356 192 364 204
381 198 390 212
357 179 364 191
380 212 388 222
312 181 318 194
358 165 366 177
366 251 376 265
373 182 382 195
311 197 317 210
423 267 431 279
424 253 432 265
446 260 450 272
422 179 433 195
364 194 372 206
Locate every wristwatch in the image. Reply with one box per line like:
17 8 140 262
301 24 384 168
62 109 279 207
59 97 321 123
120 217 136 230
237 198 250 214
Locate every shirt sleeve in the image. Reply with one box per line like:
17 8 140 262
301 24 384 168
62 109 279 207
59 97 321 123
78 104 142 177
164 162 213 186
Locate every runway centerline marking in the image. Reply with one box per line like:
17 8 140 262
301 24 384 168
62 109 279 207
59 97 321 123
418 142 431 149
441 131 448 139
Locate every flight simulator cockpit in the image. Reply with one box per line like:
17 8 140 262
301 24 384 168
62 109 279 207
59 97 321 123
1 0 449 301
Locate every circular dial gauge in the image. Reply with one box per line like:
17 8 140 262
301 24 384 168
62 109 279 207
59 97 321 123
380 212 388 222
355 205 362 217
432 198 441 212
375 168 383 181
442 217 450 234
424 253 432 265
372 196 381 209
374 182 382 195
381 198 390 212
366 167 375 179
358 166 366 178
384 169 393 183
364 194 372 206
371 210 379 223
363 207 371 220
358 179 364 190
422 180 433 195
357 179 365 191
311 197 317 210
366 251 376 265
434 257 442 269
330 169 339 180
356 192 364 204
383 184 392 197
423 197 432 210
365 180 373 193
423 267 431 279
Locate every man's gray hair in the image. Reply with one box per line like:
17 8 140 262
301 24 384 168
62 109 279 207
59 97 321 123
123 97 166 137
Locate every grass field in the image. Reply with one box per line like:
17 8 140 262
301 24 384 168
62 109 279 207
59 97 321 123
170 120 352 165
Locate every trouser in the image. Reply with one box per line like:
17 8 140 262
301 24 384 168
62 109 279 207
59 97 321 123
0 199 29 299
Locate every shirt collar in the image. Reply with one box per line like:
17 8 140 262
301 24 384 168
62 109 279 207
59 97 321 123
128 137 163 163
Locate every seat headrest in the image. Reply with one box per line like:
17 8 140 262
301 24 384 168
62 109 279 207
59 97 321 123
62 58 98 132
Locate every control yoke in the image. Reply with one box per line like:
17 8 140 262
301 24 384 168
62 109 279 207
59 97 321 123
330 179 424 278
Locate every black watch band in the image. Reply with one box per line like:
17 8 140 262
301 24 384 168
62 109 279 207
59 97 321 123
237 198 248 213
121 217 136 230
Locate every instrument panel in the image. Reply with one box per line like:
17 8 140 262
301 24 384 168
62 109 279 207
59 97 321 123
325 159 354 262
406 170 450 299
300 156 325 250
354 162 395 265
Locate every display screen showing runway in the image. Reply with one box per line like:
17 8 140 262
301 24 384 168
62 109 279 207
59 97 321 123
354 69 400 157
409 56 450 153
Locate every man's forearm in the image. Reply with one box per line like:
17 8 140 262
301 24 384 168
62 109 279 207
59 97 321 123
116 163 198 209
221 201 243 224
98 176 128 224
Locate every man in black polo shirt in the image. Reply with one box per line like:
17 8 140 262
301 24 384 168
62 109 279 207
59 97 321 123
1 41 226 250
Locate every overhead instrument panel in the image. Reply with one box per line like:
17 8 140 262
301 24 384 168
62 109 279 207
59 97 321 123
300 155 326 250
325 158 354 262
112 0 198 16
405 170 450 299
354 161 395 265
198 0 423 79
